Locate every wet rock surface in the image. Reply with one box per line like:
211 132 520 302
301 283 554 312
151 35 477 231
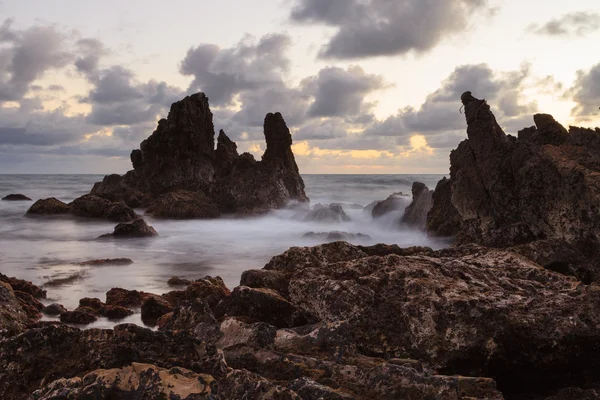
89 94 308 216
303 231 372 242
304 203 351 222
69 194 138 222
370 192 409 218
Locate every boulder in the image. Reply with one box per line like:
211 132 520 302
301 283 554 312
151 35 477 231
260 241 600 398
371 192 409 218
106 288 150 308
1 194 31 201
428 92 600 276
304 204 351 223
102 305 134 320
400 182 433 229
88 94 308 216
0 273 46 299
101 218 158 238
31 363 216 400
0 281 29 337
41 303 67 316
70 194 137 222
141 297 173 326
60 309 98 325
146 190 220 219
25 198 70 215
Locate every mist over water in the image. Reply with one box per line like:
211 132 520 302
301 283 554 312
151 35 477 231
0 174 447 328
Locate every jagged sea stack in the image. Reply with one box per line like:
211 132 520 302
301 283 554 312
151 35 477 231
89 93 308 217
427 91 600 282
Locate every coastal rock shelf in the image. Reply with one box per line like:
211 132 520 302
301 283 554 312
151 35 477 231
89 93 308 217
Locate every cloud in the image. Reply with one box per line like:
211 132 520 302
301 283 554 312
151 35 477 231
529 12 600 37
0 19 73 101
290 0 492 59
303 66 386 118
566 62 600 120
74 38 108 78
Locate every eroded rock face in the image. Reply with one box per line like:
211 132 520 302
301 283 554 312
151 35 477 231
249 241 600 398
401 182 433 229
371 193 409 218
32 363 217 400
428 92 600 281
89 94 308 216
426 177 461 237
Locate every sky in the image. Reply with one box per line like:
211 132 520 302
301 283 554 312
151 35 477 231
0 0 599 174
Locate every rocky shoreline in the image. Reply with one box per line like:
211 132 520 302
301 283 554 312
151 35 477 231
2 92 600 399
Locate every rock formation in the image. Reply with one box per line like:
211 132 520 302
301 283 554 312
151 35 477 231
427 92 600 282
100 219 158 239
89 94 308 217
400 182 433 228
1 194 31 201
26 195 138 223
304 203 351 222
371 192 409 218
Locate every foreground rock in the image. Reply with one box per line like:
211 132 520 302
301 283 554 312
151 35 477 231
90 94 308 216
0 282 30 337
1 194 31 201
427 92 600 282
26 198 70 215
100 219 158 238
32 363 216 399
240 241 600 399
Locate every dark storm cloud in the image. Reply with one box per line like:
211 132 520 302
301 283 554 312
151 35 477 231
565 63 600 119
0 19 73 101
303 66 386 118
74 38 108 77
290 0 492 59
529 12 600 37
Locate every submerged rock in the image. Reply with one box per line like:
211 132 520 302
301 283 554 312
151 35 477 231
41 303 67 316
26 198 70 215
1 194 31 201
303 231 372 242
89 94 308 216
304 203 351 223
101 219 158 238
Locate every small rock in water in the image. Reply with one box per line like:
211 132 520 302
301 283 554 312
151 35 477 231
75 258 134 266
41 303 67 316
371 192 409 218
60 309 98 325
26 198 70 215
303 231 372 242
304 203 351 223
103 305 134 320
100 219 158 239
1 194 32 201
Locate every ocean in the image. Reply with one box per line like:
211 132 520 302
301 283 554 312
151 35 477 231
0 174 448 328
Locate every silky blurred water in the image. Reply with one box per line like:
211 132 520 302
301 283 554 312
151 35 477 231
0 174 447 328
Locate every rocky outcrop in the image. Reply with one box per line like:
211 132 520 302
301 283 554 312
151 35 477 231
2 194 31 201
89 94 308 216
304 203 350 222
26 198 70 215
371 192 409 218
427 92 600 282
401 181 433 228
100 219 158 238
0 282 29 337
69 194 137 222
146 190 220 219
426 177 461 236
32 363 216 400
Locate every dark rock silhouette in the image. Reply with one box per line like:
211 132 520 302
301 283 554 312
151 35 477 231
426 177 461 236
2 194 31 201
371 192 409 218
100 219 158 239
26 198 70 215
427 92 600 282
70 194 138 222
89 94 308 216
401 182 433 228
